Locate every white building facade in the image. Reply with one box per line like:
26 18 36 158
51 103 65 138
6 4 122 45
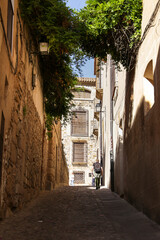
62 78 98 186
94 57 126 193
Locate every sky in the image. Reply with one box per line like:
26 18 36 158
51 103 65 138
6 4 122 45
66 0 95 78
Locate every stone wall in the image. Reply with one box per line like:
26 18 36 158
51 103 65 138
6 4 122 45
2 78 43 212
45 122 69 190
62 85 97 186
0 1 68 218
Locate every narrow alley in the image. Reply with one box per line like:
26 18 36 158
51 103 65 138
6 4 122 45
0 186 160 240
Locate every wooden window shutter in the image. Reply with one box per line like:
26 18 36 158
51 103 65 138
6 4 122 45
73 90 91 99
73 142 87 163
71 111 88 136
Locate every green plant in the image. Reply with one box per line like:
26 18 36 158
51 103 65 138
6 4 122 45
78 0 143 69
19 0 87 121
19 0 142 125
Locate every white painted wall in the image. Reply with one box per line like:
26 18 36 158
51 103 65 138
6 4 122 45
62 85 97 186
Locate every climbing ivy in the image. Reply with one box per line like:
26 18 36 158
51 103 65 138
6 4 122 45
78 0 143 69
19 0 142 125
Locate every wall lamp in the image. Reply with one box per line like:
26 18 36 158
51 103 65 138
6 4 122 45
90 134 95 140
96 102 106 113
30 42 49 57
39 42 49 55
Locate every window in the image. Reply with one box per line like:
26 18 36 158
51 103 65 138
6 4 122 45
7 0 14 51
73 90 91 99
71 111 88 136
0 112 5 185
143 60 154 116
73 142 88 163
74 172 85 184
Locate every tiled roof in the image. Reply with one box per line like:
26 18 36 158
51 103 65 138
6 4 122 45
77 77 96 82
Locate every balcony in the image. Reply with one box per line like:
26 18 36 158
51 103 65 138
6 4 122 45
96 77 103 100
94 111 99 121
96 88 103 101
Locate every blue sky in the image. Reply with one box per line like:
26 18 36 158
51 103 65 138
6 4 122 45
66 0 95 78
66 0 87 10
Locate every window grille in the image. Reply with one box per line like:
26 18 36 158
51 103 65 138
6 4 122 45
73 142 88 163
7 0 14 51
74 172 85 184
71 111 88 136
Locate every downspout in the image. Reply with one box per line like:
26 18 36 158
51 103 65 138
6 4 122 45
110 59 114 192
110 99 114 192
99 62 104 185
99 62 103 165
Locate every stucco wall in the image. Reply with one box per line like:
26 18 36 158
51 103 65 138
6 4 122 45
123 1 160 223
142 0 158 34
101 59 111 188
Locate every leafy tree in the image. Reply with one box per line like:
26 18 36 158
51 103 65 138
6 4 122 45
78 0 143 69
19 0 142 130
19 0 86 123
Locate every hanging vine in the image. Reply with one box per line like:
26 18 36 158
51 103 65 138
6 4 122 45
78 0 143 70
19 0 86 123
19 0 143 127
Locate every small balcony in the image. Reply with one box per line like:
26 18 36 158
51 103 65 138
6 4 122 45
96 88 103 101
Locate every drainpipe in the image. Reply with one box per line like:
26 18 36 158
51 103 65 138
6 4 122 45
110 99 114 191
99 62 102 165
99 62 104 185
110 56 115 191
100 101 103 166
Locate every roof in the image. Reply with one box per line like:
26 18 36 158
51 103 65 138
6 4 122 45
77 77 96 86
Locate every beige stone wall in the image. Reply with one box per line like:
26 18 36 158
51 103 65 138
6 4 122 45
2 83 43 210
0 0 68 218
123 0 160 224
45 122 69 190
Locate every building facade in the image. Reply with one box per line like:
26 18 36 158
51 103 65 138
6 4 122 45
0 0 68 218
96 0 160 224
123 0 160 223
62 78 98 186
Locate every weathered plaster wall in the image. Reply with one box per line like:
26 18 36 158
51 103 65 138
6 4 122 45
123 0 160 223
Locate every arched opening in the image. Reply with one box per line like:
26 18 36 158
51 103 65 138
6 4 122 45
143 60 154 116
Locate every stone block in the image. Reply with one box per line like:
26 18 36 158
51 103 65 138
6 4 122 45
10 143 17 164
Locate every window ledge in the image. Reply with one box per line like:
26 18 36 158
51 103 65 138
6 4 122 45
72 162 87 166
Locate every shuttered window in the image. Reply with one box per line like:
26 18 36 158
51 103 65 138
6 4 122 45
7 0 14 51
71 111 88 136
73 90 91 99
74 172 85 184
73 142 87 163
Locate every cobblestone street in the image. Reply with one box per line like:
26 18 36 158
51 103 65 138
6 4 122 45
0 186 160 240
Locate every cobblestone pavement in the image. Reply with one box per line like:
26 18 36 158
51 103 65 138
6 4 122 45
0 186 160 240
